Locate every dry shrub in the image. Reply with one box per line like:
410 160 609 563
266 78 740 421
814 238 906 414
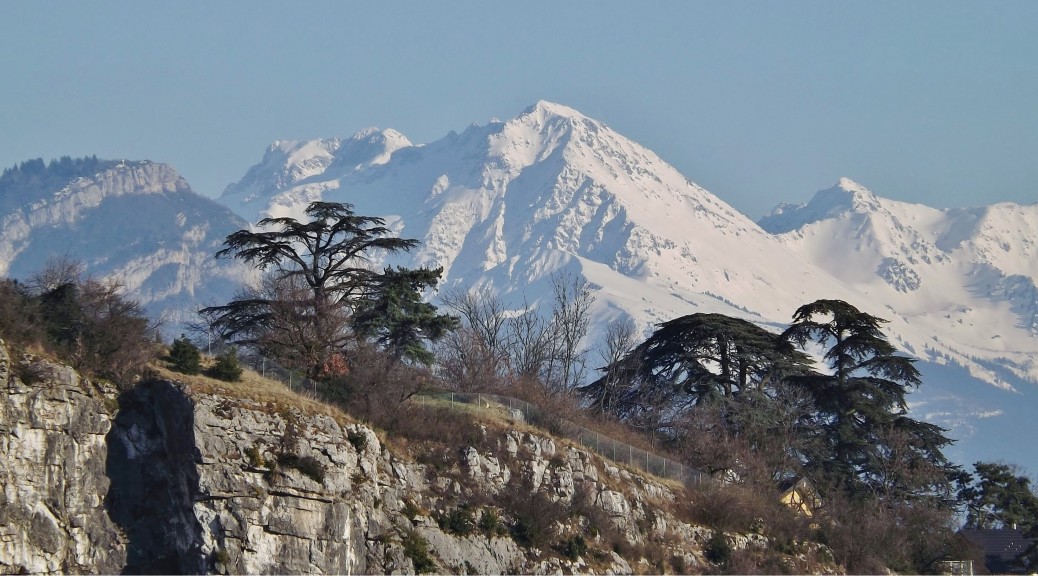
497 486 567 549
378 403 487 452
316 343 434 426
677 482 772 535
723 547 793 575
814 490 958 574
507 377 683 464
0 279 44 350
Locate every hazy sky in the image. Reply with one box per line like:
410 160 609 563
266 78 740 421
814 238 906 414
3 1 1036 219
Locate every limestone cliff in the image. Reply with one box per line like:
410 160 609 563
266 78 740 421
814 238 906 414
0 340 832 574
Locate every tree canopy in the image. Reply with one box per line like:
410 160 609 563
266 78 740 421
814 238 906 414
353 266 458 366
203 201 452 378
782 299 956 501
580 313 814 434
959 461 1038 531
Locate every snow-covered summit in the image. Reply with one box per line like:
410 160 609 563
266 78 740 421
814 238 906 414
759 177 881 233
221 128 412 222
219 102 858 330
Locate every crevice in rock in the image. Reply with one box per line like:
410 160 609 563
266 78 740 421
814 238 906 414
105 379 207 574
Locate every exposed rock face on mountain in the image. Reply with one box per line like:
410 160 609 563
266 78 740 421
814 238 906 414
2 340 830 574
0 160 251 331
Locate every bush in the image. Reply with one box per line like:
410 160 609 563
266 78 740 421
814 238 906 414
561 534 587 561
0 279 43 348
401 530 436 573
501 489 566 548
276 453 326 484
478 508 508 537
207 348 243 382
705 530 733 568
38 277 156 385
168 336 201 375
437 506 476 536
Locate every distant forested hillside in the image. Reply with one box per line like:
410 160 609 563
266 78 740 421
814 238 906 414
0 156 120 211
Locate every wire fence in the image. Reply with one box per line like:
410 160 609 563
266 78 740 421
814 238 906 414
239 353 316 394
414 391 708 487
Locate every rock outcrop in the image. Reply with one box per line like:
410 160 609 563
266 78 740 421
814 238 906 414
0 341 126 573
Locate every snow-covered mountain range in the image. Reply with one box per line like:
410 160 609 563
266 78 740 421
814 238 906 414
1 101 1034 468
220 101 1038 467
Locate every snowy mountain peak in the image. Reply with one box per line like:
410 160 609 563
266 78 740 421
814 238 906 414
220 128 413 222
758 178 880 233
520 100 588 123
331 127 412 171
819 177 881 212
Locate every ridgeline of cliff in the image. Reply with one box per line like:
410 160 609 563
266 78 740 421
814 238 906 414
0 339 837 574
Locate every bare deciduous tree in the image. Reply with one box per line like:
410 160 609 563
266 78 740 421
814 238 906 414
548 271 595 393
591 316 639 412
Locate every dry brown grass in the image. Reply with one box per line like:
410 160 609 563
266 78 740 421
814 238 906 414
149 359 352 425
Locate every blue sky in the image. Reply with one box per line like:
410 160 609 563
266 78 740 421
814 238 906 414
2 1 1036 218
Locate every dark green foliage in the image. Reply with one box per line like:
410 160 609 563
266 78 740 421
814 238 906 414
203 201 435 379
0 279 43 347
503 490 566 548
436 506 475 536
580 312 814 443
168 336 201 375
782 299 956 501
244 445 267 468
705 530 733 567
353 266 459 366
276 453 325 483
206 348 242 382
27 276 155 385
347 429 367 452
959 461 1038 530
561 534 587 561
478 508 507 537
401 530 436 573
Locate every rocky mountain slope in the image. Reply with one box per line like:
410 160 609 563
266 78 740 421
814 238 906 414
0 340 835 574
0 160 251 330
